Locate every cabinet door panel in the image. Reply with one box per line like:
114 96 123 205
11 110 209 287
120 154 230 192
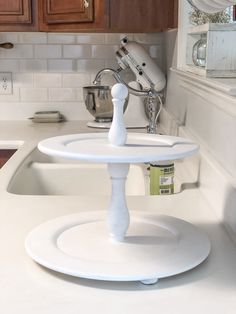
44 0 93 24
48 0 84 14
0 0 32 23
39 0 109 31
109 0 178 32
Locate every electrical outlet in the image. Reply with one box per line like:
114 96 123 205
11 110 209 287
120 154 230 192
0 72 13 95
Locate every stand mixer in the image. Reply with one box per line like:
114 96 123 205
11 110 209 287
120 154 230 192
86 38 166 133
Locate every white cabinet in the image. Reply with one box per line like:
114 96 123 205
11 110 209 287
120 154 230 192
186 23 236 77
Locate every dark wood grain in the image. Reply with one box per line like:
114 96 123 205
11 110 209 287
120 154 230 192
0 149 17 168
109 0 178 32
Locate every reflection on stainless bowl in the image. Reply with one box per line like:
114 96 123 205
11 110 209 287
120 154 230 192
83 86 128 122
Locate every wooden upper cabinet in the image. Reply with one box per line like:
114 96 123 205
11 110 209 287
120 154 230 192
109 0 178 32
39 0 109 31
0 0 178 32
0 0 36 31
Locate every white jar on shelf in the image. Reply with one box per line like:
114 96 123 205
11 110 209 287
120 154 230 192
192 34 207 67
186 23 236 77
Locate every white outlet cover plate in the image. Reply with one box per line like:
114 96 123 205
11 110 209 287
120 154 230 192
0 72 12 95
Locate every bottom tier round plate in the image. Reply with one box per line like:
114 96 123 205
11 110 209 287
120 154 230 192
25 212 211 283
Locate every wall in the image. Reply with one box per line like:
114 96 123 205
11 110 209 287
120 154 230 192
0 32 164 121
163 28 236 241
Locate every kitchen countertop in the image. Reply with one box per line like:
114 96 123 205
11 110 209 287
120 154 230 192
0 120 104 143
0 121 236 314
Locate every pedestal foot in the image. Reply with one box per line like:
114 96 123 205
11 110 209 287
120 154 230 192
140 278 159 285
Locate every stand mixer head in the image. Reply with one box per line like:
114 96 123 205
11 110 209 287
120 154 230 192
116 38 166 93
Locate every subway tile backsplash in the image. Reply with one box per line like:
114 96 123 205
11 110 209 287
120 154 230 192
0 32 164 120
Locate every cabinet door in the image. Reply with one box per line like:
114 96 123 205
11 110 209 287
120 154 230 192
109 0 178 32
0 0 36 31
43 0 93 24
39 0 109 31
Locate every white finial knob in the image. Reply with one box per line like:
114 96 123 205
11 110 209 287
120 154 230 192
108 83 128 146
111 83 129 100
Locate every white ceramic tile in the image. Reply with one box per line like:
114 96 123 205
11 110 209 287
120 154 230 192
0 32 166 122
77 102 93 120
35 45 62 59
149 45 163 58
47 101 91 120
49 88 77 101
89 73 96 85
18 33 47 44
92 45 118 59
19 59 47 72
77 33 105 44
105 59 120 69
0 59 19 72
0 45 34 59
48 33 76 44
48 59 76 72
186 92 236 177
105 33 134 45
133 33 164 44
20 88 48 102
0 102 80 120
34 73 62 88
63 45 91 58
90 72 116 86
0 102 27 120
62 73 91 87
0 32 18 43
0 88 20 102
13 73 33 87
77 59 105 73
76 87 84 101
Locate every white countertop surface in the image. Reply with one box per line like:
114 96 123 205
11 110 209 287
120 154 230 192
0 120 101 143
0 121 236 314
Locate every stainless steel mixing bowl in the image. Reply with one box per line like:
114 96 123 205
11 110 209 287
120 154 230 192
83 86 128 122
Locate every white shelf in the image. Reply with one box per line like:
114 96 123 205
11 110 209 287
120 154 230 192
188 23 236 35
186 23 236 78
172 67 236 96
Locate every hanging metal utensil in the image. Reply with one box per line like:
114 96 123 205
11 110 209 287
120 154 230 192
0 42 14 49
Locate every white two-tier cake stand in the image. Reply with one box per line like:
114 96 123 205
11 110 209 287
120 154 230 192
25 84 210 284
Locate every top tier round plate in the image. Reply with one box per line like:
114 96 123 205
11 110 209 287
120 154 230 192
38 133 199 163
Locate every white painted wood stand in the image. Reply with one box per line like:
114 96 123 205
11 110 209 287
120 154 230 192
26 83 211 284
186 23 236 78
